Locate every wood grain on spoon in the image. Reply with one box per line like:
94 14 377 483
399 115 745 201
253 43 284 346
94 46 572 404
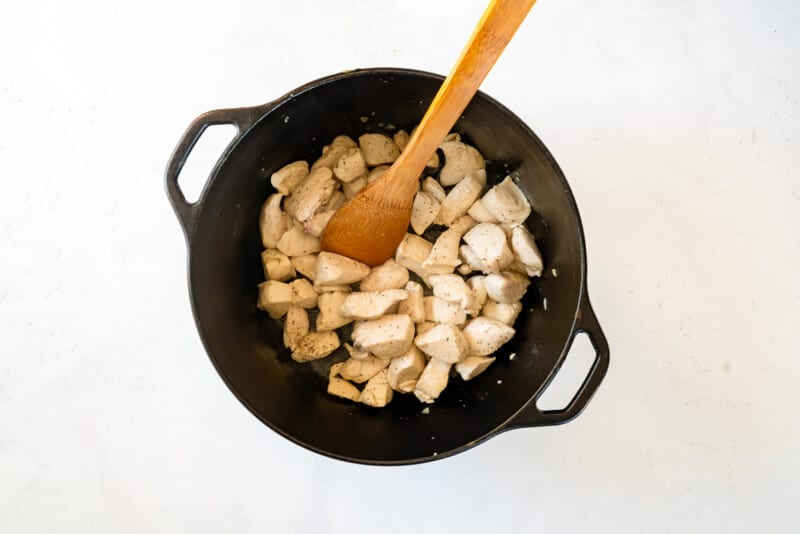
321 0 537 266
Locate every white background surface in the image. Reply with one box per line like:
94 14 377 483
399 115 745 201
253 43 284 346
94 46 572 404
2 0 799 532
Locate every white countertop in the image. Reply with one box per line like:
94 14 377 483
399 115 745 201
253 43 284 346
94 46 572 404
2 1 798 532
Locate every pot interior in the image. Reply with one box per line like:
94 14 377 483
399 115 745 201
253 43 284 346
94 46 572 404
187 69 585 464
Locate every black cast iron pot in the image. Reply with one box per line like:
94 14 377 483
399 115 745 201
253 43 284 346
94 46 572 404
165 68 609 465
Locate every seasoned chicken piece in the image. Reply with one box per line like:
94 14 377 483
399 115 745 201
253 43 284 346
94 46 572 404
333 147 368 182
311 135 357 170
462 223 514 273
414 323 469 363
261 249 296 282
394 233 433 285
289 278 318 308
339 354 390 383
438 140 485 186
344 342 370 361
271 160 309 196
291 331 340 362
327 375 361 402
257 280 292 319
443 132 461 143
467 197 499 223
510 225 544 277
283 306 309 350
316 291 352 331
352 314 415 359
342 175 367 199
339 289 408 320
459 244 489 273
410 191 441 235
397 281 425 323
259 193 289 248
457 263 473 276
359 259 410 292
422 176 446 202
415 321 438 338
423 215 476 274
414 358 452 403
387 346 426 393
321 191 345 212
290 254 317 280
315 251 371 285
455 356 496 381
367 165 391 183
283 167 336 222
462 317 515 356
484 272 530 303
303 210 335 237
276 224 321 257
423 296 467 325
438 172 485 226
393 129 409 151
312 283 352 293
482 299 522 325
429 274 472 309
466 275 488 316
481 176 531 225
358 133 400 166
359 369 394 407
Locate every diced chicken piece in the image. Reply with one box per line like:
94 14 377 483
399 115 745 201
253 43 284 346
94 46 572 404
507 258 530 276
315 251 371 285
387 346 426 393
270 160 309 196
303 210 335 237
455 356 496 381
462 317 516 356
351 314 415 359
438 140 485 186
339 354 390 383
466 275 488 316
423 296 467 325
438 173 484 226
462 223 514 273
327 376 361 402
510 225 544 277
481 176 531 225
339 289 408 320
343 176 367 199
395 233 433 285
261 249 296 281
311 135 357 170
313 283 351 293
321 190 345 212
358 133 400 166
415 321 438 337
414 358 452 403
393 130 409 151
457 264 472 276
414 323 469 363
482 299 523 326
291 331 340 362
344 342 370 361
367 165 391 183
359 259 409 291
397 281 425 323
423 215 476 274
459 244 489 273
422 176 446 202
359 369 394 407
316 291 352 331
276 224 321 256
467 197 499 223
443 132 461 142
484 272 530 303
429 274 472 309
332 147 368 182
257 280 292 319
410 191 441 235
283 306 309 350
283 167 336 222
259 193 289 248
290 254 317 280
289 278 318 308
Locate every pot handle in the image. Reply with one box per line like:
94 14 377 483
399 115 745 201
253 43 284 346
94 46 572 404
506 293 609 428
164 106 263 234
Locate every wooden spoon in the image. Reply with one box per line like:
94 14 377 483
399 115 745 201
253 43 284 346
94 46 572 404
321 0 537 266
